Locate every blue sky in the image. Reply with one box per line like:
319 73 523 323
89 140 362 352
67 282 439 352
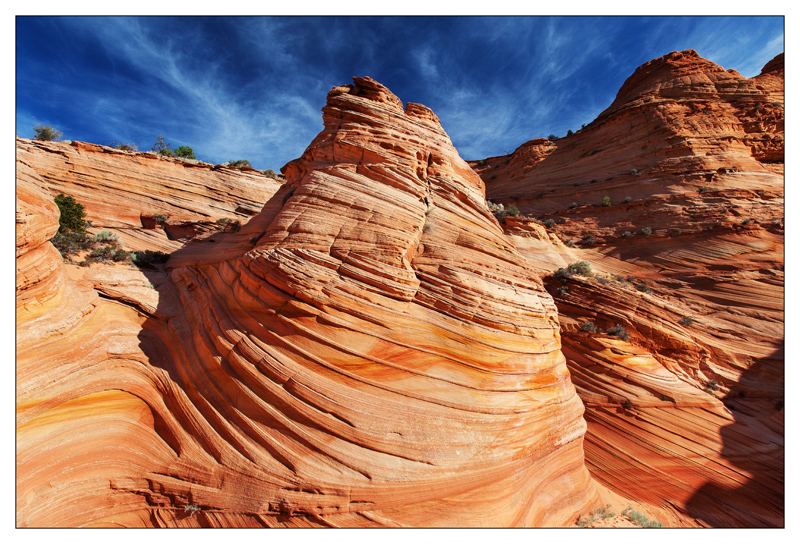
16 16 784 171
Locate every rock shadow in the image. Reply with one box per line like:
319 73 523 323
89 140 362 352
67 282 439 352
684 349 784 527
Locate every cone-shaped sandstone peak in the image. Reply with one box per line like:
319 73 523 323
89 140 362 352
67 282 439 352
17 76 598 527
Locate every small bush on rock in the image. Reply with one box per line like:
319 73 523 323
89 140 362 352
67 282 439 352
54 193 87 235
226 159 252 168
606 324 631 341
622 506 662 528
601 195 612 207
581 321 597 333
109 141 138 152
567 260 592 276
34 124 62 141
151 135 173 156
131 250 169 268
93 231 119 243
52 231 93 256
174 146 196 159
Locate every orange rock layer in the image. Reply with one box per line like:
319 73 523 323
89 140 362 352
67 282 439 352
475 51 784 527
15 137 283 253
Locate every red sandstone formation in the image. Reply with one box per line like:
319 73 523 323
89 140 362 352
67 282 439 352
15 138 283 253
16 50 784 528
474 51 784 527
17 77 599 527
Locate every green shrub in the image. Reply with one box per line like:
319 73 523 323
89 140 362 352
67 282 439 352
621 231 633 238
487 200 506 221
583 233 595 246
226 159 252 168
567 260 592 276
33 124 62 141
566 129 574 136
54 193 87 235
635 283 652 294
505 204 520 217
606 324 631 341
109 141 138 152
52 231 93 256
112 248 131 262
557 286 568 296
131 250 169 268
569 202 578 209
264 168 276 176
630 168 640 176
707 380 719 391
621 506 662 528
548 134 557 140
544 218 556 228
601 195 612 207
553 268 572 281
640 226 652 235
152 214 168 224
89 245 114 260
576 505 614 527
151 135 173 156
216 218 241 232
581 321 597 333
679 316 694 326
174 146 196 159
93 231 119 243
622 399 633 409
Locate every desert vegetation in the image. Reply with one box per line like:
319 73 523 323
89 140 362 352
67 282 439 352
621 506 663 528
33 124 62 141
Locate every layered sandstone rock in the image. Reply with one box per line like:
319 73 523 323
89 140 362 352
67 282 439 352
17 77 598 527
474 51 784 527
15 138 283 253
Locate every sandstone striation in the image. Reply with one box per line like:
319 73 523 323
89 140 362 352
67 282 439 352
17 49 784 528
17 77 599 527
474 50 784 527
15 137 283 253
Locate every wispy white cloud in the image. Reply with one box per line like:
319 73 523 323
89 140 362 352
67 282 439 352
17 16 784 170
42 17 325 169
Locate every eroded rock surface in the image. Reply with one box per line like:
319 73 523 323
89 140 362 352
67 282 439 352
15 137 283 253
17 77 597 527
474 51 784 527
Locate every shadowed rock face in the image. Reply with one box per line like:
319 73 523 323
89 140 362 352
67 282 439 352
17 77 597 527
472 51 784 527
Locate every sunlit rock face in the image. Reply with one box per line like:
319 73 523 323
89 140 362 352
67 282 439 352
15 137 283 254
472 51 784 527
16 76 598 527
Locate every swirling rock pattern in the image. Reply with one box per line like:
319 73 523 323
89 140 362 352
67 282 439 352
15 137 283 253
17 77 598 527
474 51 784 527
